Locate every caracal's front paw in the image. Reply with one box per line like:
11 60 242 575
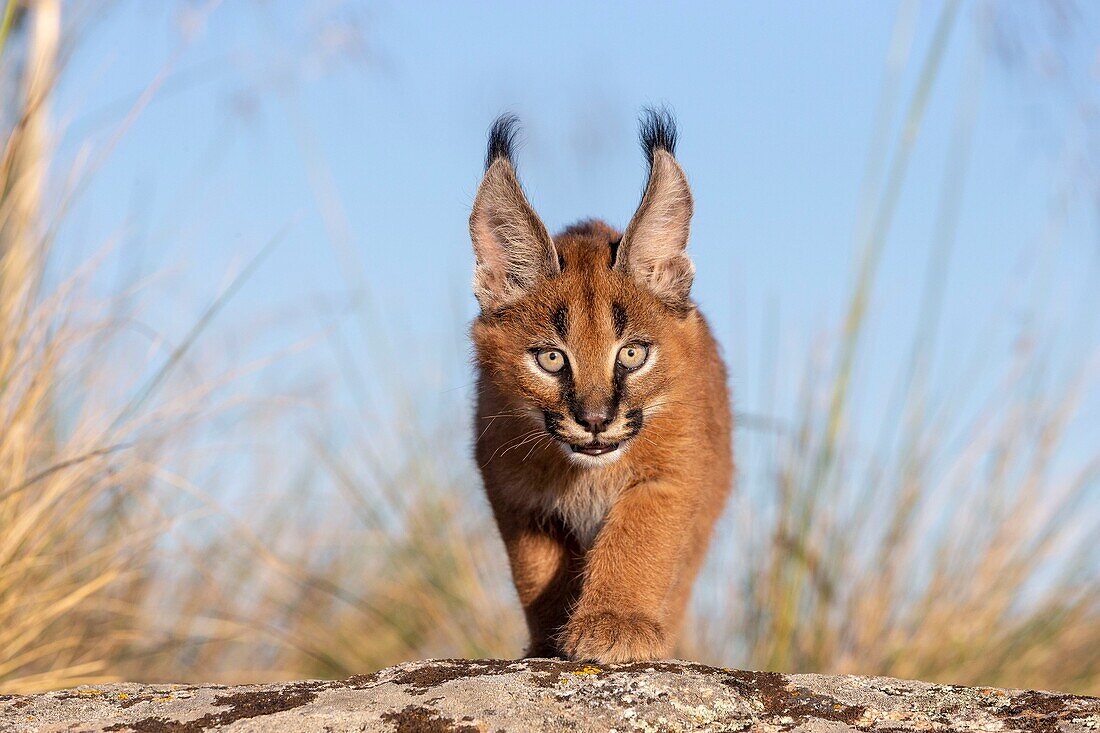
561 610 668 663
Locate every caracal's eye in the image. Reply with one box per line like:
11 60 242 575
617 343 649 370
536 348 567 373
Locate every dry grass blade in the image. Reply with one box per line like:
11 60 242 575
0 1 279 693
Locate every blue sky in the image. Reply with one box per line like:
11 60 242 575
50 2 1098 468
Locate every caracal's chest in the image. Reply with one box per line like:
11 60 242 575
531 470 625 548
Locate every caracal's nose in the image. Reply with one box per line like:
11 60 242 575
576 409 611 436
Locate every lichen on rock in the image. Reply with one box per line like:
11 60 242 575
2 658 1097 732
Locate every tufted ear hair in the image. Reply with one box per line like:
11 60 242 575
615 108 695 308
469 115 559 313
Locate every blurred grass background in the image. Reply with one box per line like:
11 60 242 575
1 0 1097 695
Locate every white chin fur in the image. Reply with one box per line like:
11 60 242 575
559 444 624 468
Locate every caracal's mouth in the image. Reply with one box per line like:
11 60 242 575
570 441 620 456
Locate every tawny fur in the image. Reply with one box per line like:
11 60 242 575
469 115 733 663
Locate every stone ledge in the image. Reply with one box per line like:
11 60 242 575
2 658 1097 732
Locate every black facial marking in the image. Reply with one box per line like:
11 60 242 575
608 362 627 423
552 305 569 341
625 408 644 436
543 410 565 439
612 302 628 339
608 236 621 268
558 366 584 428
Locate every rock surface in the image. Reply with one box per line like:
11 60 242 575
2 658 1098 732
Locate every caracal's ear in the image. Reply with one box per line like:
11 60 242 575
616 108 695 308
469 115 559 313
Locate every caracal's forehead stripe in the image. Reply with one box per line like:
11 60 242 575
553 305 569 341
612 302 627 339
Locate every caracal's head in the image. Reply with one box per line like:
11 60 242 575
470 110 699 468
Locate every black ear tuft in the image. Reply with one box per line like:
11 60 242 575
486 114 521 170
639 107 678 167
